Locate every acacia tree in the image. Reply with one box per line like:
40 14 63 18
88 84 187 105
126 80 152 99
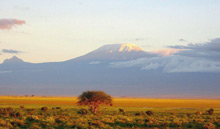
77 91 112 114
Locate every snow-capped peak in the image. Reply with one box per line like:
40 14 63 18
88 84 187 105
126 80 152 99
71 43 155 61
119 44 143 52
94 43 144 53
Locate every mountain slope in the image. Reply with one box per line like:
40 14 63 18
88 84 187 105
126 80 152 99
68 44 156 62
3 56 25 64
0 44 219 98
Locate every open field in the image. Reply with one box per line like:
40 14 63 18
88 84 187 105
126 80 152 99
0 96 220 128
0 96 220 108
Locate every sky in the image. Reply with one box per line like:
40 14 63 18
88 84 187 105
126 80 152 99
0 0 220 63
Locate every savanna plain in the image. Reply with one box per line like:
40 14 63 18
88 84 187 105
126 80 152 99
0 96 219 129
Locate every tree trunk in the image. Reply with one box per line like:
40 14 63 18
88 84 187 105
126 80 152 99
94 106 98 114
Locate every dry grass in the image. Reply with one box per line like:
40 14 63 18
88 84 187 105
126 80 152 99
0 96 76 106
0 96 219 108
113 98 220 108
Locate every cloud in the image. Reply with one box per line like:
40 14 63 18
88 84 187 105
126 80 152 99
171 38 220 52
0 71 12 74
14 6 30 11
127 38 144 42
2 49 23 54
89 61 101 64
0 19 25 30
152 48 182 56
135 38 144 41
179 39 187 42
170 38 220 60
111 38 220 73
110 56 220 73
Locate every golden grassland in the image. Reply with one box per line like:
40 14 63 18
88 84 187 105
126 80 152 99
0 96 220 128
0 96 219 108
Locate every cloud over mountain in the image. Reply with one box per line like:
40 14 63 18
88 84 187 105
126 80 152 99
152 48 181 56
170 38 220 60
111 38 220 73
2 49 23 54
110 56 220 73
171 38 220 52
0 19 25 30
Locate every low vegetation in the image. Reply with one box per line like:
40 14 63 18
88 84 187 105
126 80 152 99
0 106 219 129
0 95 219 128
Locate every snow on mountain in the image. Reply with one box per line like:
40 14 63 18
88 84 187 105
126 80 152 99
93 44 144 53
119 44 144 52
72 44 156 61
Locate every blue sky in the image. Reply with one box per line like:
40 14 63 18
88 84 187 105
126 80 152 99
0 0 220 63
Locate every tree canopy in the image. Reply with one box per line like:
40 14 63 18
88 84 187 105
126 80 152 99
77 91 112 114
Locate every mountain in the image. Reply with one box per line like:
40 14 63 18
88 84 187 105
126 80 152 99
0 56 33 72
3 56 25 64
0 44 219 98
69 44 156 62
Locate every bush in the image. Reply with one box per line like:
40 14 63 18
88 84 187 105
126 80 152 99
207 109 214 115
195 111 202 115
146 111 154 116
20 106 25 109
135 112 140 116
56 107 61 110
10 112 21 118
202 122 215 129
119 108 125 113
77 109 88 115
41 107 48 112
